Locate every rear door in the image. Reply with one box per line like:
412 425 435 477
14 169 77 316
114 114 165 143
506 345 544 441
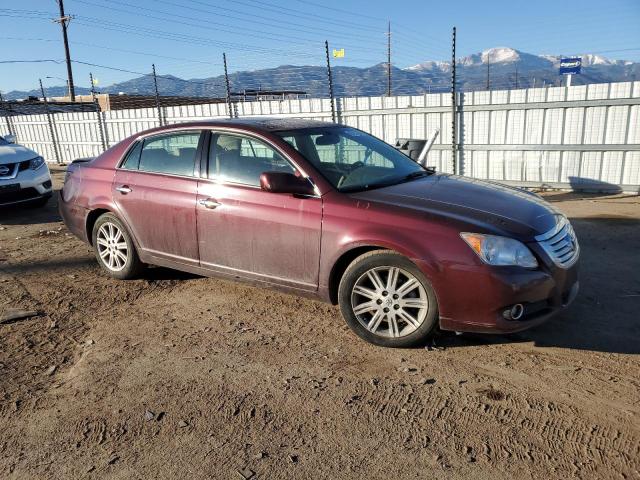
113 130 203 266
196 131 322 289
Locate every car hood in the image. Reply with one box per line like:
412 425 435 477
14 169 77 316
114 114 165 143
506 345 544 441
0 144 40 164
353 174 562 239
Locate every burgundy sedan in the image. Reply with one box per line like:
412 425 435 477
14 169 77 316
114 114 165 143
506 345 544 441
60 118 579 347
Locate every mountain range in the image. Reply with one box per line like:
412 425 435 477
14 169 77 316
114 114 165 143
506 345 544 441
5 47 640 101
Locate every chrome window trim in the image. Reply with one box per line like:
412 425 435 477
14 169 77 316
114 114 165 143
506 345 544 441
115 125 322 196
112 168 201 182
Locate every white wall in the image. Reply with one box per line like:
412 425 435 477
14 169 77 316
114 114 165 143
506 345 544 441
2 81 639 190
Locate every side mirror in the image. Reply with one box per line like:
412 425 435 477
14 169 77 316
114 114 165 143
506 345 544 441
260 171 316 196
4 134 16 144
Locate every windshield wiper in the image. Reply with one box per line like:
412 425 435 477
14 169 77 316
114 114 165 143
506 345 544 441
340 170 434 193
401 170 433 182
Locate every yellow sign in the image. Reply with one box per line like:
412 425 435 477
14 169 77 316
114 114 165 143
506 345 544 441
333 48 345 58
92 77 99 86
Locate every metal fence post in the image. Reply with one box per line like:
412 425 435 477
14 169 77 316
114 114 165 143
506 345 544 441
39 79 61 164
101 109 110 148
223 53 234 119
152 64 163 126
325 40 336 123
451 26 458 175
90 72 107 152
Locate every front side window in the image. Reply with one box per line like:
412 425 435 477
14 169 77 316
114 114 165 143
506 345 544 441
276 127 429 192
135 131 201 176
208 133 296 186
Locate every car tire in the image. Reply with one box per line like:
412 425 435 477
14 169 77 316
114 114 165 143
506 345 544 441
338 250 438 348
91 213 143 280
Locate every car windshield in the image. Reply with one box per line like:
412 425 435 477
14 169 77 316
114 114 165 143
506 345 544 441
0 136 8 146
275 126 430 192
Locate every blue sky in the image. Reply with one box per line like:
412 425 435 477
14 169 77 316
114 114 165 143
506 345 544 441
1 0 639 93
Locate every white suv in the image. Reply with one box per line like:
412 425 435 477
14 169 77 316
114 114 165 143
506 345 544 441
0 134 52 207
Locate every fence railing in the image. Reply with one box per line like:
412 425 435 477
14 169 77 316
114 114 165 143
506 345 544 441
1 81 639 192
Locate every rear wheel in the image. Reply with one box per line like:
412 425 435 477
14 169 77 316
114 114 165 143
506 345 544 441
338 250 438 348
91 213 143 280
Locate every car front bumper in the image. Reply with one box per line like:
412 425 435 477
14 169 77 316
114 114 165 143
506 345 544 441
0 164 53 206
431 260 580 334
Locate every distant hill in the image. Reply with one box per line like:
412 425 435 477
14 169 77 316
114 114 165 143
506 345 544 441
5 47 639 101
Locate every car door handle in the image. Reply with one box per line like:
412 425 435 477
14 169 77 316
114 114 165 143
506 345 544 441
198 198 221 209
116 185 132 194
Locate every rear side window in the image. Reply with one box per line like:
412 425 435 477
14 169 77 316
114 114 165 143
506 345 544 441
121 141 142 170
208 133 295 186
137 132 201 177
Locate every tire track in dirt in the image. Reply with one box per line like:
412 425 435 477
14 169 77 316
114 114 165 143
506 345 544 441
345 380 639 478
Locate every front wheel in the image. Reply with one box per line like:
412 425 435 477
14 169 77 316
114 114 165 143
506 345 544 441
91 213 143 280
338 250 438 348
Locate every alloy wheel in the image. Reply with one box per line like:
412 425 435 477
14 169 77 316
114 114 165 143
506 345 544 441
96 222 129 272
350 266 429 338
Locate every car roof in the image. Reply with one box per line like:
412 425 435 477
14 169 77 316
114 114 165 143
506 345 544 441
168 117 336 133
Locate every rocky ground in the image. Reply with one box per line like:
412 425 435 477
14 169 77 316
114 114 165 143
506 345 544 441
0 170 638 479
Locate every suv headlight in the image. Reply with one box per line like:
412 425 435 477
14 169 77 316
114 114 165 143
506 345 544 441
29 156 45 170
460 233 538 268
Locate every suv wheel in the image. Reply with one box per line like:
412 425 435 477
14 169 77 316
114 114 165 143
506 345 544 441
338 250 438 347
92 213 143 279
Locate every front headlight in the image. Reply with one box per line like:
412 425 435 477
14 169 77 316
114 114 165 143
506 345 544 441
460 232 538 268
29 156 45 170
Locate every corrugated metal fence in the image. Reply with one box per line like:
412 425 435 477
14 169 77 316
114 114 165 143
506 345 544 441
2 81 639 191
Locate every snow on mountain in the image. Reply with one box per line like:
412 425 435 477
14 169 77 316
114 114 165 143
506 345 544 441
405 47 628 72
481 47 521 64
405 60 449 72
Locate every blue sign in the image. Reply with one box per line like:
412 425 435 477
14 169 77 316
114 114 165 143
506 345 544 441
559 57 582 75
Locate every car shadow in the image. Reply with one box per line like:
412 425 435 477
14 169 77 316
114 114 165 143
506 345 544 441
140 266 202 281
435 215 640 355
0 189 62 226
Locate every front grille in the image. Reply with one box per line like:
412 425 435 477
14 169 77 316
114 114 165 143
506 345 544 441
0 163 17 178
535 216 580 268
0 187 40 204
18 160 31 171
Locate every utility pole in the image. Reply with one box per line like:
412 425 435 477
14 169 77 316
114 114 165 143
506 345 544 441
451 26 457 175
151 64 163 126
515 63 519 89
54 0 76 101
223 53 233 119
386 21 392 96
486 53 490 90
325 40 336 122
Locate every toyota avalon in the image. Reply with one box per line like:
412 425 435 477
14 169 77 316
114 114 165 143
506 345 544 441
59 118 579 347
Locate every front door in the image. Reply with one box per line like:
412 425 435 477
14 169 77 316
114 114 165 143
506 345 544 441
113 130 202 266
197 132 322 290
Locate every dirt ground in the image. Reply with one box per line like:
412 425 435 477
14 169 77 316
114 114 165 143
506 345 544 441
1 169 639 480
